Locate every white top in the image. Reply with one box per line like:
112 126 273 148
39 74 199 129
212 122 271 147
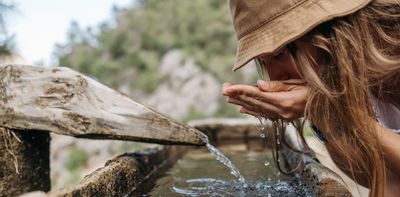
373 97 400 133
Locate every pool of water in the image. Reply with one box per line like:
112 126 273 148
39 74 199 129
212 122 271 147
148 146 315 197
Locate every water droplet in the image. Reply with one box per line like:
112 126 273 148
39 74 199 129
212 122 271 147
256 116 268 134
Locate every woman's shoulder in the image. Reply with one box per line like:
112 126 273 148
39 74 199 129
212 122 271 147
372 97 400 132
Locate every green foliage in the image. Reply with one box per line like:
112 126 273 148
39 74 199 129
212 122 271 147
54 0 244 96
54 0 262 119
0 0 14 56
64 147 88 171
51 176 57 189
182 107 207 123
66 169 82 186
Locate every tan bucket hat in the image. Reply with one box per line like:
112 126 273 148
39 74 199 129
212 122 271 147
229 0 372 71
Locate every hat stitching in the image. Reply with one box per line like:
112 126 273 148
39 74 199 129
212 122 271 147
238 0 308 39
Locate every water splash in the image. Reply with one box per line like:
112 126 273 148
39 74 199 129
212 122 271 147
149 147 316 197
171 178 315 197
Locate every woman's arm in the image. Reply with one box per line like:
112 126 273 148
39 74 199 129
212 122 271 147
374 120 400 176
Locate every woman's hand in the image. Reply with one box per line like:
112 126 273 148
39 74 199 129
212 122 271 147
221 79 309 121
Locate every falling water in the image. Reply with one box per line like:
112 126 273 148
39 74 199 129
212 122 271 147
256 116 274 167
195 131 246 184
199 132 245 183
191 117 288 189
256 116 269 139
205 143 246 183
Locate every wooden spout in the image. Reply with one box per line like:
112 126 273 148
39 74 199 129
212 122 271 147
0 64 206 145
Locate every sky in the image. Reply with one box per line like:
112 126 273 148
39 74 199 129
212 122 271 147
6 0 133 66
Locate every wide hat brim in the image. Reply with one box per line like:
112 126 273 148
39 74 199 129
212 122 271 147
232 0 372 71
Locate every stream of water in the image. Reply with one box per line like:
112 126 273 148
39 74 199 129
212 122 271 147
205 141 246 183
198 116 273 184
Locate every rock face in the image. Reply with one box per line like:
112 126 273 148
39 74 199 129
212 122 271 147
148 50 220 120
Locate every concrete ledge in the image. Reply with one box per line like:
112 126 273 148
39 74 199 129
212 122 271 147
48 145 187 197
189 118 273 146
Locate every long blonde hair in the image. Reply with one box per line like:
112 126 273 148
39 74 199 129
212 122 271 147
290 1 400 196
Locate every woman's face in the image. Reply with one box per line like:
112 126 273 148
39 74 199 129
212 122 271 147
258 41 318 81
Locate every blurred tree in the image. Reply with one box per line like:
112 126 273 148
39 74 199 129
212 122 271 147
0 0 14 56
54 0 242 93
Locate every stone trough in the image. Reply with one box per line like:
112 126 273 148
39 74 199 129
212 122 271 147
21 119 352 197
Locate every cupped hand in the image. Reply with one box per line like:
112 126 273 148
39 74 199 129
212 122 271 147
221 79 309 121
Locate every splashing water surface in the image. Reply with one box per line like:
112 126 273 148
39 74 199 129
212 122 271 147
149 148 316 197
149 120 315 196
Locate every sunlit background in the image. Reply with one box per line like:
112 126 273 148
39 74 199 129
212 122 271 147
0 0 261 189
8 0 132 65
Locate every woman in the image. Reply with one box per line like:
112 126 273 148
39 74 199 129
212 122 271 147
222 0 400 196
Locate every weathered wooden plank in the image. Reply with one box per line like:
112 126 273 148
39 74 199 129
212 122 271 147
0 64 206 145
